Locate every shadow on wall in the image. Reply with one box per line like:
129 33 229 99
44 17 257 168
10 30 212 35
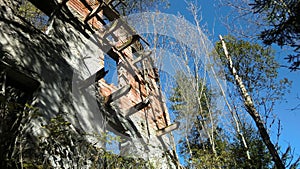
0 1 121 142
1 1 176 166
0 3 84 121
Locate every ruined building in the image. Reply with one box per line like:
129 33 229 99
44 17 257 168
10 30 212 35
0 0 180 168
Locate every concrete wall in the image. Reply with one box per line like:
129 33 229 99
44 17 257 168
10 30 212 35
0 0 178 168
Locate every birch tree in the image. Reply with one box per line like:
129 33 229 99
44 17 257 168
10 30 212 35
218 35 285 169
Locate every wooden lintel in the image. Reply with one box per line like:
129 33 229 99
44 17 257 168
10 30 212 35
111 1 123 9
78 0 106 25
124 98 150 117
116 35 140 51
84 3 104 23
107 48 120 62
156 122 180 137
106 84 131 104
0 60 40 93
79 68 108 89
106 0 126 8
102 20 120 39
132 51 152 65
118 60 143 83
102 5 120 21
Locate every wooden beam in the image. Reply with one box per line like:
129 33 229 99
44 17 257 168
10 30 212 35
106 84 131 104
116 35 140 51
102 20 121 39
124 98 150 117
84 2 104 23
79 0 106 25
79 68 108 89
156 122 180 137
102 5 120 21
132 51 152 65
118 59 144 83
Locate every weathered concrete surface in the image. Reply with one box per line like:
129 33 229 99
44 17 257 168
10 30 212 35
0 0 178 168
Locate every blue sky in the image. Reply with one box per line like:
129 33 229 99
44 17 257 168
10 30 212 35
161 0 300 161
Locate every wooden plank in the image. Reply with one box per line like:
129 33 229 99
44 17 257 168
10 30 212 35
156 122 180 137
118 59 144 83
124 98 150 117
116 35 140 51
79 68 108 89
79 0 106 25
106 84 131 104
132 51 152 65
102 20 121 39
84 2 104 23
90 34 120 63
102 5 120 21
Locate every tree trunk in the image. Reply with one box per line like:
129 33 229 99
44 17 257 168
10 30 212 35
219 35 285 169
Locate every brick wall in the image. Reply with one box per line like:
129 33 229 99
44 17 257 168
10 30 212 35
67 0 171 132
66 0 177 167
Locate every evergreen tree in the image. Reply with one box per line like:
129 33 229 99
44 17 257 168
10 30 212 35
251 0 300 70
229 122 272 169
169 72 273 168
170 72 230 168
214 35 298 168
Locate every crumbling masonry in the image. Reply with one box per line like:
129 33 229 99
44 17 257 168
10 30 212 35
0 0 180 168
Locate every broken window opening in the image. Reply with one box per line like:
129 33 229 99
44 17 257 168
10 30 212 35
0 62 40 168
17 0 49 31
104 131 121 154
101 14 111 25
104 54 118 86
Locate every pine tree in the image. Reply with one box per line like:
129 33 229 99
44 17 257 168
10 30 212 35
251 0 300 70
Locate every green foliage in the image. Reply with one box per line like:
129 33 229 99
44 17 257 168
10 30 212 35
229 123 272 169
215 35 278 91
169 74 273 168
169 71 211 119
17 0 48 30
214 35 291 117
250 0 300 70
170 73 273 168
0 92 153 168
170 72 230 168
213 35 299 168
19 113 154 169
169 39 287 167
184 128 233 169
0 78 36 168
